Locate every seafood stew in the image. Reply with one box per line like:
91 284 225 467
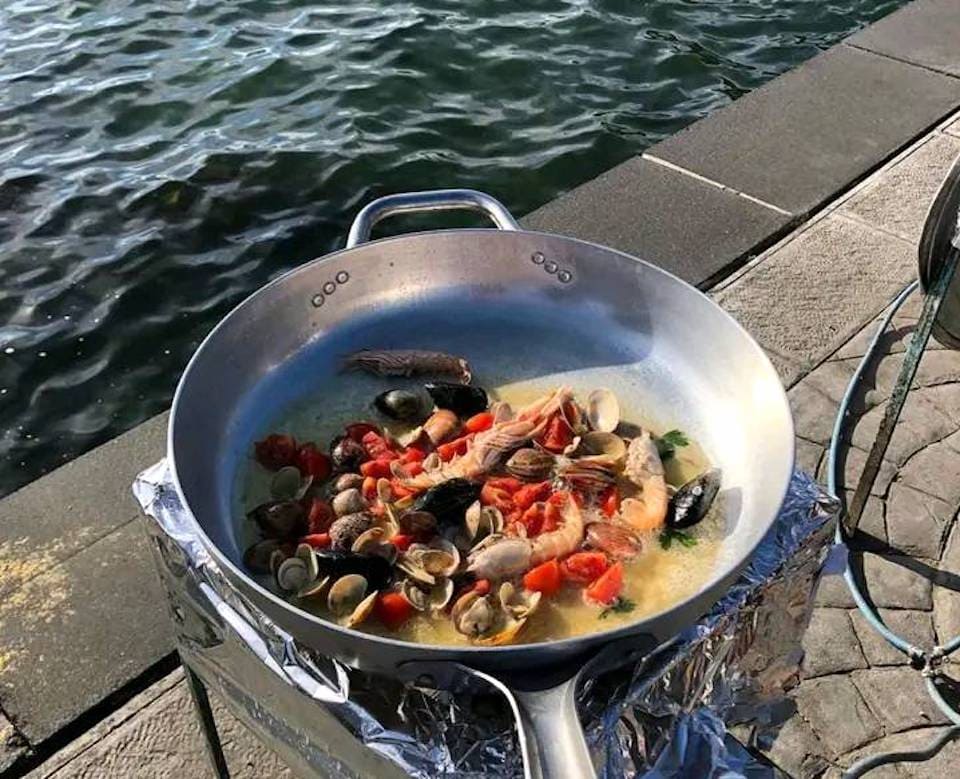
241 349 722 647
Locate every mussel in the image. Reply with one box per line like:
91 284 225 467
425 382 488 417
374 389 424 422
411 478 481 527
666 468 721 529
248 500 305 539
313 549 393 591
330 436 368 472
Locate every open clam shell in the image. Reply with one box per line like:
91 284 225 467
401 578 454 612
577 431 627 466
276 557 310 592
297 575 331 601
295 543 320 580
346 591 378 628
351 527 398 563
407 538 460 578
327 574 371 624
586 388 620 433
396 555 437 586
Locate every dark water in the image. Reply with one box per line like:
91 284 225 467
0 0 905 495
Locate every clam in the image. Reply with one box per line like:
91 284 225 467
452 591 497 638
295 543 320 580
269 548 288 576
249 500 304 539
270 466 312 500
586 388 620 433
557 459 617 493
328 512 373 551
505 448 555 481
333 488 367 517
376 478 393 504
327 574 376 627
389 460 408 479
330 436 367 472
666 468 721 529
474 583 542 646
577 431 627 466
398 510 437 535
276 557 310 592
407 538 460 577
424 382 488 417
464 501 504 543
297 575 330 600
401 578 454 612
396 555 437 587
333 473 364 493
351 527 398 563
374 389 424 422
422 452 441 472
243 539 288 574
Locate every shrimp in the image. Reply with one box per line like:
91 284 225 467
467 494 584 578
620 431 668 531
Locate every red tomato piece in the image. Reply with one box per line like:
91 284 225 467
406 461 424 477
375 592 414 630
306 499 334 534
523 559 562 596
561 551 610 584
539 414 574 453
542 501 561 533
361 429 396 460
600 485 620 518
253 433 298 470
390 534 414 552
361 476 378 502
346 422 380 442
485 476 523 494
480 482 515 515
518 502 546 537
360 459 393 479
513 481 552 511
296 442 332 481
585 562 624 606
390 479 414 499
464 411 494 434
473 578 491 596
301 533 331 549
401 447 426 463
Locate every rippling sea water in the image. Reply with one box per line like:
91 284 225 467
0 0 905 495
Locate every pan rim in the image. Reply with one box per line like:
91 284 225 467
168 227 795 659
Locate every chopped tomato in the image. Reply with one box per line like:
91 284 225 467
301 533 331 549
539 414 574 453
464 411 494 434
254 433 297 470
436 434 472 462
296 442 332 481
542 501 561 533
390 479 415 499
346 422 380 442
405 461 424 477
480 482 515 515
375 592 414 630
306 499 334 534
401 447 426 463
473 578 491 596
361 430 397 460
485 476 523 494
513 481 552 511
517 502 546 536
361 476 378 502
600 485 620 518
585 562 624 606
360 459 393 479
390 534 414 552
561 551 610 584
548 490 571 507
523 559 562 596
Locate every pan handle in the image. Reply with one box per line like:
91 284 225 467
512 679 597 779
346 188 520 247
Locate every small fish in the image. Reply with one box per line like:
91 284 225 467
342 349 472 384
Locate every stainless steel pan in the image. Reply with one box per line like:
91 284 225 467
168 189 794 778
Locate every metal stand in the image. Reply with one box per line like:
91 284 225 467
183 660 231 779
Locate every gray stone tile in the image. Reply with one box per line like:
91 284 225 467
789 381 839 447
852 667 951 732
0 412 167 603
521 156 791 287
843 492 887 551
761 715 831 779
801 608 868 678
934 521 960 644
862 553 933 610
839 133 960 243
794 675 882 756
717 215 917 384
0 521 174 744
849 0 960 78
849 608 936 666
850 389 957 467
647 45 960 215
886 482 953 559
898 437 960 505
823 445 897 498
815 572 857 609
839 727 955 777
795 437 824 478
0 710 28 773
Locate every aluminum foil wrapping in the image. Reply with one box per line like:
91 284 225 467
134 462 837 778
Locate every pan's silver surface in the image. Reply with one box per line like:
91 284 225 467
167 190 794 777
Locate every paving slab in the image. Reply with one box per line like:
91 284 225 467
852 667 951 732
1 709 28 773
850 389 957 467
800 608 868 678
716 214 917 381
647 45 960 216
761 715 831 779
795 437 824 477
849 608 936 666
839 727 960 778
520 156 791 288
933 520 960 643
0 412 167 603
898 438 960 506
0 521 174 745
815 572 857 610
793 675 882 757
849 0 960 78
839 131 960 243
885 482 953 559
861 553 933 610
25 669 293 779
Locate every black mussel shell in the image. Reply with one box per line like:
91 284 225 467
314 550 393 591
425 382 488 417
330 435 368 472
243 539 293 574
412 478 482 527
249 500 305 539
374 389 424 422
666 468 721 529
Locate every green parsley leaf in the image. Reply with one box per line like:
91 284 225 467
656 429 689 461
599 597 636 619
659 528 697 550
